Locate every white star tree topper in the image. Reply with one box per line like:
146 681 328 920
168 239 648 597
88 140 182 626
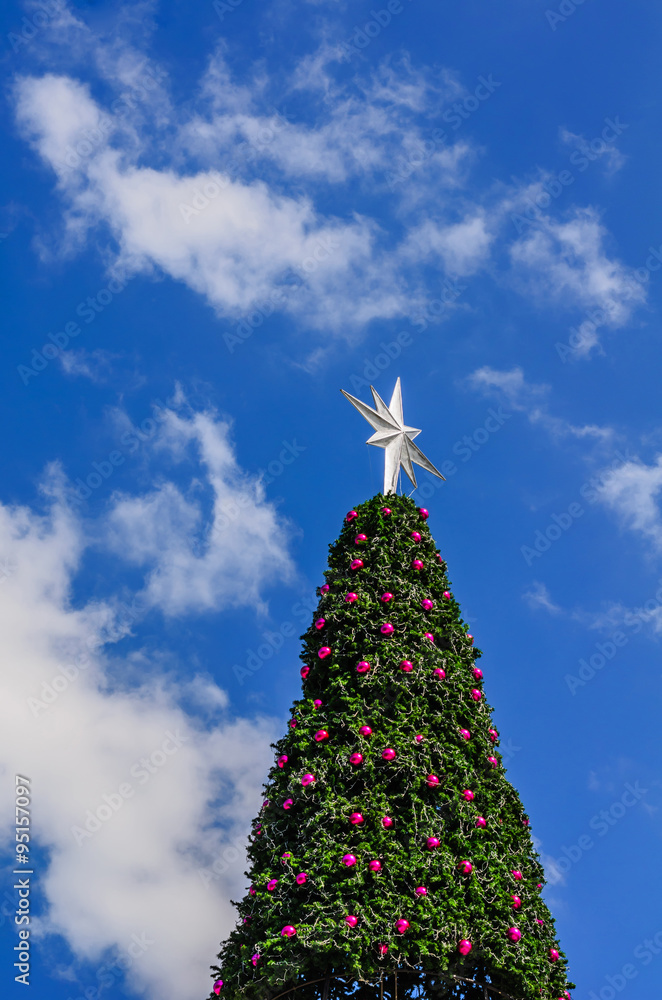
341 378 445 495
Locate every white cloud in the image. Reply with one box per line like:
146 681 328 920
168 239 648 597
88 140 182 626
523 581 562 615
596 455 662 550
404 212 493 276
559 126 627 177
0 397 299 999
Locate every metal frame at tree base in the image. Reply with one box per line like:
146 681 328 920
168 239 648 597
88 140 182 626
255 968 526 1000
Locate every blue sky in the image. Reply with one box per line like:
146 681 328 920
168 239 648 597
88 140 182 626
1 1 662 998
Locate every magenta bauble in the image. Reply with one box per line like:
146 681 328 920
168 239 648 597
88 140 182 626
278 755 288 768
443 590 451 599
381 592 394 602
507 927 521 942
369 859 382 871
359 725 373 736
424 632 434 643
318 646 331 659
262 800 269 808
315 618 325 630
345 591 358 603
458 940 472 956
549 948 560 962
213 980 223 994
381 623 394 634
426 836 440 849
281 852 292 863
320 584 330 594
301 773 315 785
475 816 487 828
418 507 429 519
536 919 544 925
459 729 471 740
489 728 498 742
459 861 472 874
342 854 357 867
415 886 427 896
300 666 310 679
267 879 278 891
314 729 329 742
350 559 363 570
433 667 446 679
356 660 371 674
350 812 364 824
378 944 388 956
313 699 323 709
472 667 483 680
382 816 393 828
470 688 482 701
467 634 474 643
344 915 358 927
289 719 297 728
511 870 523 880
410 531 422 542
249 886 256 895
381 507 392 516
281 925 296 938
251 954 260 967
399 659 413 672
412 559 424 570
381 748 396 760
346 511 358 522
512 895 522 909
283 798 293 810
426 774 439 787
537 883 542 888
349 753 364 766
421 598 434 610
415 734 424 742
355 534 367 544
522 817 530 826
395 919 410 934
462 789 474 801
296 872 307 884
487 756 498 768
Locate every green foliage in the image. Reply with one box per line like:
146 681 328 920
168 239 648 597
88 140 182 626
210 494 574 1000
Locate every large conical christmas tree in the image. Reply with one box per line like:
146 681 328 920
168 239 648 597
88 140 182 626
209 388 574 1000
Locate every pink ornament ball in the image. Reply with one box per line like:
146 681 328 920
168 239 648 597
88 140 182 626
489 728 498 742
313 699 323 708
443 591 451 599
350 559 364 570
262 800 269 809
487 757 498 768
421 598 434 610
399 659 413 672
458 939 472 956
410 531 422 542
507 927 522 943
321 584 330 594
214 980 223 994
412 559 424 571
475 817 487 828
350 812 364 825
369 859 382 871
283 798 293 810
281 852 292 863
396 919 410 934
342 854 357 867
549 949 560 962
381 507 392 516
315 618 326 630
251 954 260 967
356 660 371 674
346 511 358 522
536 918 544 925
345 592 358 603
381 748 396 760
382 816 393 828
267 879 278 891
470 689 482 702
355 534 367 544
415 734 424 743
433 667 446 680
415 886 427 896
424 632 435 643
459 729 471 741
249 886 256 896
426 774 439 788
301 666 310 680
381 623 394 635
472 667 483 680
318 646 331 659
511 895 522 910
290 719 297 729
301 773 315 786
278 755 288 768
462 789 474 802
350 753 364 766
381 592 394 603
281 925 296 938
345 914 358 927
314 729 329 742
418 508 429 520
296 872 307 885
522 817 530 826
378 944 388 956
359 725 373 736
537 883 542 889
426 836 440 850
511 870 523 881
459 861 472 874
467 634 474 644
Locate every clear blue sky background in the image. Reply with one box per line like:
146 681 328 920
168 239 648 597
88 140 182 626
1 2 662 999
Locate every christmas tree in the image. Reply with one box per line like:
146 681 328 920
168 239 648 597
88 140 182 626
208 384 574 1000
